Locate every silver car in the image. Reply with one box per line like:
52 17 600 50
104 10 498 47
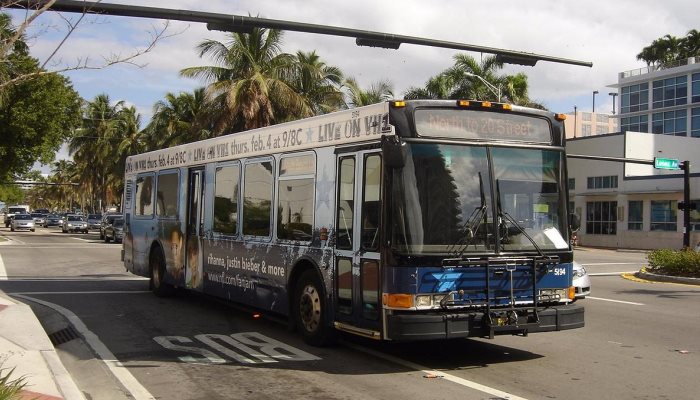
11 214 35 232
62 215 88 233
572 261 591 299
31 213 47 227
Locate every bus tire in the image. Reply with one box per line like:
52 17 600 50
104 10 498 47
149 247 174 297
293 270 336 346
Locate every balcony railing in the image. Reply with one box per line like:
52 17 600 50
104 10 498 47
619 57 700 79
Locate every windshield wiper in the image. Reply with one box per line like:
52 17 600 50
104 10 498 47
495 179 548 258
448 172 487 257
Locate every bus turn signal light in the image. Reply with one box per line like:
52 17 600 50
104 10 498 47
568 286 576 300
555 113 567 121
383 293 414 308
392 101 406 108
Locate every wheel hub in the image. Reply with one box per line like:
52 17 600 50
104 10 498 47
299 285 321 332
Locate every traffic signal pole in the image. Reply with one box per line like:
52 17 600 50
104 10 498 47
682 161 690 249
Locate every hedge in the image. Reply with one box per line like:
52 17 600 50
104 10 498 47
646 248 700 278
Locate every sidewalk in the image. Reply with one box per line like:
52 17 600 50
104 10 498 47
0 291 85 400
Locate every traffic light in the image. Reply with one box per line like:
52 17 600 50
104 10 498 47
678 202 697 211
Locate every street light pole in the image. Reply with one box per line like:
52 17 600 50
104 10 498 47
592 90 599 113
573 105 578 138
608 92 618 115
464 72 501 102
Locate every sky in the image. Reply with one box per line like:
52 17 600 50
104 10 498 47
6 0 699 172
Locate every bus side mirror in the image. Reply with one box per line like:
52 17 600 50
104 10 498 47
382 135 406 168
569 213 580 232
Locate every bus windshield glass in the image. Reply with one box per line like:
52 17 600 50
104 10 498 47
414 108 552 143
390 143 567 254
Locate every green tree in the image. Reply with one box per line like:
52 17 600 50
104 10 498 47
636 30 700 67
180 26 305 133
285 50 344 116
343 77 394 108
145 88 213 148
0 50 82 182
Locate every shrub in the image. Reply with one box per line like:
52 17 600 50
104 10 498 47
647 248 700 278
0 367 27 400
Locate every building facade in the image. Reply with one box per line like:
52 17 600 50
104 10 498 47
567 131 700 250
611 57 700 137
564 111 619 139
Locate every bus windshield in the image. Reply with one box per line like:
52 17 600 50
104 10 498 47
390 143 568 255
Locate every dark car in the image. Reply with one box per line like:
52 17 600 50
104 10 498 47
100 213 122 240
103 218 124 243
87 214 102 230
62 215 88 233
45 214 63 227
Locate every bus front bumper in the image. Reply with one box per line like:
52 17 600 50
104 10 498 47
385 303 584 342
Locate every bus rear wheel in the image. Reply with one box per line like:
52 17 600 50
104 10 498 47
293 270 335 346
150 247 174 297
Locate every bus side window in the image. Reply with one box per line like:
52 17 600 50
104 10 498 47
362 154 381 250
337 157 355 250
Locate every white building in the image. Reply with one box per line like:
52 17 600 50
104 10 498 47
567 131 699 250
564 111 619 139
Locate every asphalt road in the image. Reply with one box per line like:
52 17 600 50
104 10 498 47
1 228 698 400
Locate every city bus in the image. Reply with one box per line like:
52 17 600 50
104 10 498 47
122 99 584 346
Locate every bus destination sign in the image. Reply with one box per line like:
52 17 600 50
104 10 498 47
414 109 552 143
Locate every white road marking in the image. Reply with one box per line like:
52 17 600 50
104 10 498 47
581 262 642 266
0 253 6 280
13 294 157 400
343 341 529 400
587 296 644 306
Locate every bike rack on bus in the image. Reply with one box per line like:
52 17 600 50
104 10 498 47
441 255 560 338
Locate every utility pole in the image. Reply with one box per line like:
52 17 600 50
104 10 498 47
592 90 599 113
682 161 691 248
608 92 618 115
573 106 578 138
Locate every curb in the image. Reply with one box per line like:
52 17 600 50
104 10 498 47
0 291 86 400
633 270 700 286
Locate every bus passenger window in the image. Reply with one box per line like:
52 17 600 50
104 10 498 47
156 172 179 218
213 164 240 235
135 175 154 216
243 161 273 237
277 155 315 241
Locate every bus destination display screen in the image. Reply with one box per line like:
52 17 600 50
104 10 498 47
414 109 552 143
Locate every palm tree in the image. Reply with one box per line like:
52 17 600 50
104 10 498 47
404 74 456 100
447 54 506 101
146 88 213 148
343 77 394 108
106 105 144 207
180 26 304 133
681 29 700 59
285 50 344 117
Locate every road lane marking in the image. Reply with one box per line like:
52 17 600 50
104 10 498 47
0 253 6 280
581 262 642 265
587 296 644 306
342 341 529 400
589 272 637 276
13 294 157 400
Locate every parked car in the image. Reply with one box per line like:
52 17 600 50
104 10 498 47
572 261 591 299
87 214 102 230
45 214 63 227
103 218 124 243
100 213 122 240
31 213 47 227
11 214 35 232
62 215 88 233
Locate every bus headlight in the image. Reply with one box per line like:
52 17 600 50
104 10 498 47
415 295 432 307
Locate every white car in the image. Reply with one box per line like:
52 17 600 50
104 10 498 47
572 261 591 299
10 214 35 232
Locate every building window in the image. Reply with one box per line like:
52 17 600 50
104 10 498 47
621 83 649 114
213 164 240 235
650 200 677 231
586 201 617 235
692 107 700 138
597 114 609 124
582 124 592 136
652 110 687 136
652 75 688 109
586 175 618 189
277 154 315 241
582 112 592 122
243 160 273 237
628 200 643 231
621 115 648 132
568 178 575 190
689 200 700 232
596 125 607 134
691 73 700 103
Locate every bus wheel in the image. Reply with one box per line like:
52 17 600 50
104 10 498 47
149 247 174 297
294 270 335 346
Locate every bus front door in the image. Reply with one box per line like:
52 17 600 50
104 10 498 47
334 151 382 335
185 168 205 291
